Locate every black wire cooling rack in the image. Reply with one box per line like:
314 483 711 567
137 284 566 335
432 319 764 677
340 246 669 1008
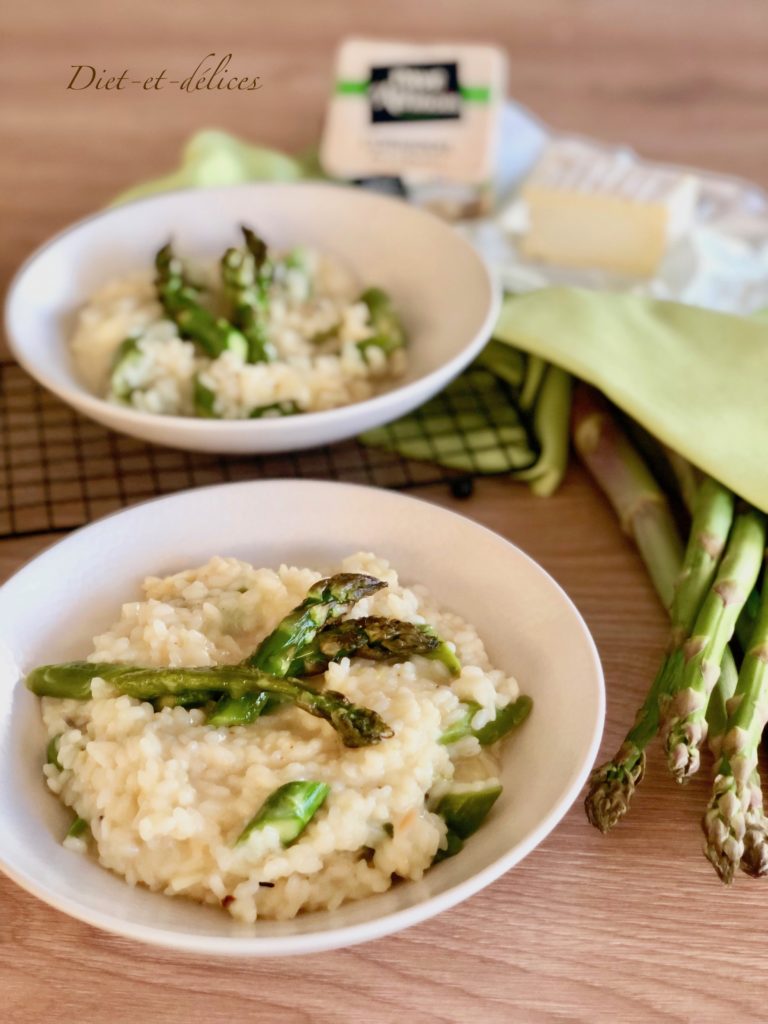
0 360 528 539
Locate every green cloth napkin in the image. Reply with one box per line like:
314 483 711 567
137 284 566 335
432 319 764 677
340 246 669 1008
111 130 306 206
496 288 768 512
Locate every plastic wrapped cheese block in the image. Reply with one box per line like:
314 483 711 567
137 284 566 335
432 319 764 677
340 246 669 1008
510 139 700 278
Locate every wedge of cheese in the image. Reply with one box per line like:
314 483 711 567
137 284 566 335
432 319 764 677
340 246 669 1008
517 140 699 278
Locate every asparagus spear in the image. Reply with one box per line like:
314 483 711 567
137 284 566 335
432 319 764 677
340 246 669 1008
208 690 270 727
584 478 734 832
209 616 460 727
153 690 217 710
433 785 503 863
241 226 270 269
356 287 406 360
572 386 684 608
193 374 217 418
66 816 89 840
220 243 276 364
249 400 300 418
433 829 464 863
46 734 62 770
289 616 461 677
109 337 143 401
704 646 768 879
211 573 387 725
155 243 249 360
703 585 768 882
243 573 387 674
439 695 532 746
436 785 503 839
236 781 330 847
661 509 766 782
26 662 393 748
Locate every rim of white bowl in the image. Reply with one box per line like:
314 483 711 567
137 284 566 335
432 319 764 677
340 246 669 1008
4 182 501 436
0 479 605 956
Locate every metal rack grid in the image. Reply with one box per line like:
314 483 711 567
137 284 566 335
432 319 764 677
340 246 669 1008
0 361 521 539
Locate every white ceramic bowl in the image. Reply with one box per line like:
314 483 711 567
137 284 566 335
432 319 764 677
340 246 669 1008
4 183 498 454
0 480 604 955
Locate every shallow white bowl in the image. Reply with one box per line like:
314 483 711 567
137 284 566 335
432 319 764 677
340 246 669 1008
0 480 604 955
4 183 498 454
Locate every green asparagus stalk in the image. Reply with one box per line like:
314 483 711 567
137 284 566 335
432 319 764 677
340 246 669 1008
439 695 532 746
26 662 393 748
704 646 768 879
356 287 406 360
243 573 387 675
661 509 766 782
249 400 300 418
220 239 276 364
663 445 702 516
236 781 330 847
155 243 249 360
288 616 460 677
46 734 62 770
584 477 734 832
436 785 503 840
193 374 217 418
206 690 270 726
109 337 143 401
66 816 89 840
572 385 684 608
241 226 269 268
703 585 768 882
210 573 388 726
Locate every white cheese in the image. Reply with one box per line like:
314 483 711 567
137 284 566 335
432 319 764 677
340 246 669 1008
512 140 700 278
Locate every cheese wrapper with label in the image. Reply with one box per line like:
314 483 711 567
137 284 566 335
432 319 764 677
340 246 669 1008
320 38 506 219
510 139 700 278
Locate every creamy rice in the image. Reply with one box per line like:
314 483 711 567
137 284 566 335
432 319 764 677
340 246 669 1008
70 250 407 418
41 552 519 922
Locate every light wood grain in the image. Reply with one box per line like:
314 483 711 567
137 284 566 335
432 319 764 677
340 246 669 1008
2 2 768 1021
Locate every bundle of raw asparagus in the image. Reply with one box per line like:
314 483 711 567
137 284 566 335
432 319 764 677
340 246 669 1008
574 386 768 883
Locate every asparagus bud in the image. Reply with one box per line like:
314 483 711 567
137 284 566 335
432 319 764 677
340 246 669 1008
662 510 766 782
703 584 768 882
290 616 460 677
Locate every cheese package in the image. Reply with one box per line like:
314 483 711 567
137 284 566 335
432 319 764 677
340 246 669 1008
511 139 700 278
320 38 507 219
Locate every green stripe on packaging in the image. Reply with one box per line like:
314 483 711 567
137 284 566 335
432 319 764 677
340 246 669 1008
459 85 491 102
334 81 491 103
335 80 369 95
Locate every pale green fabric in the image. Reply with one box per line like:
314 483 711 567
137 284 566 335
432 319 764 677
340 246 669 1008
496 288 768 512
111 130 305 206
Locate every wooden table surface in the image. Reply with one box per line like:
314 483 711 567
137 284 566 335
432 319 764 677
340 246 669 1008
2 2 767 1021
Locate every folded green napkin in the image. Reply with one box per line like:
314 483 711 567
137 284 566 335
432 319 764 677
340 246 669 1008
495 288 768 512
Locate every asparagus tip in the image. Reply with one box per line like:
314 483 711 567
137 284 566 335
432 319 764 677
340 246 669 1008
584 751 645 833
740 822 768 878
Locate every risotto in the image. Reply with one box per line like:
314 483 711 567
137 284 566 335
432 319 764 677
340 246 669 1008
70 229 408 419
32 552 529 922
